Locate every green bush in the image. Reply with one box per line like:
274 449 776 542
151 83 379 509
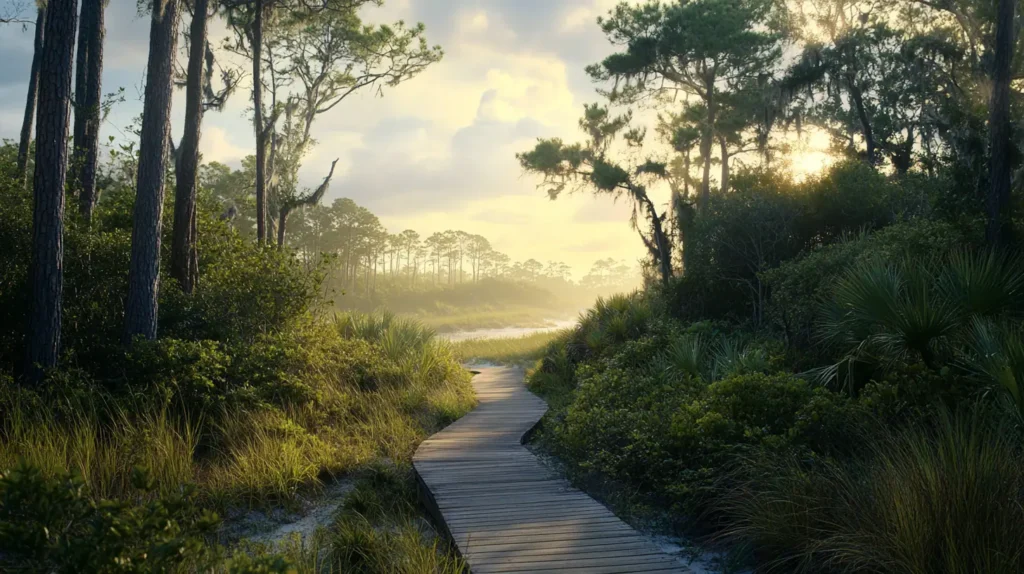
161 224 325 345
0 463 222 573
817 250 1024 392
0 462 299 573
763 219 969 357
541 335 861 514
799 160 899 243
674 372 853 452
557 358 689 491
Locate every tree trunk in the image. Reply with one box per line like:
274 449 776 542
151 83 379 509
719 137 730 193
27 0 78 381
640 191 673 284
683 150 690 197
700 81 716 213
986 0 1016 248
124 0 180 343
277 205 290 247
18 6 47 187
171 0 208 294
71 0 105 222
848 79 876 166
252 0 267 244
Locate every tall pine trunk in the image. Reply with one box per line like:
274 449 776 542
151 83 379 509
171 0 208 294
277 206 290 247
71 0 105 222
699 78 715 213
124 0 180 342
719 137 730 193
986 0 1016 247
27 0 78 381
17 6 46 186
251 0 267 244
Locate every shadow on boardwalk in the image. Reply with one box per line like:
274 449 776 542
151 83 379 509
414 366 687 573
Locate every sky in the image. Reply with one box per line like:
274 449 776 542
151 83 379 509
0 0 830 277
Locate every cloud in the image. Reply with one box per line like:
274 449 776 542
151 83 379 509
198 126 251 166
0 0 651 274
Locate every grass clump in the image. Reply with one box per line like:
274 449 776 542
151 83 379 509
726 407 1024 573
327 463 467 574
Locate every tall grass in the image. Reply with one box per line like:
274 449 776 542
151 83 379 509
726 407 1024 574
1 313 474 509
336 310 436 359
0 407 199 501
328 463 468 574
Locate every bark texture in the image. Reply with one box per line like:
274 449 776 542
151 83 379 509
171 0 208 294
28 0 78 380
252 0 267 244
124 0 180 342
17 6 46 185
986 0 1016 247
71 0 106 221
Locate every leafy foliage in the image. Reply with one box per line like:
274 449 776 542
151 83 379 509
0 464 224 573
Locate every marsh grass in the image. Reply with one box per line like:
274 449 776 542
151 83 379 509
453 330 566 365
414 307 557 333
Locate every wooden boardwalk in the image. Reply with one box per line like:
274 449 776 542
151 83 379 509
413 366 686 573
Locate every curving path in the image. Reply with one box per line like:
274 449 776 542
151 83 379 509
414 366 686 573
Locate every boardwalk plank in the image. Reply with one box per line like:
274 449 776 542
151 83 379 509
413 366 687 573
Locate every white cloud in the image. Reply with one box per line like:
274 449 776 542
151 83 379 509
0 0 652 274
198 126 250 165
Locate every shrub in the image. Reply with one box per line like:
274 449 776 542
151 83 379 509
817 250 1024 391
117 338 233 411
557 353 691 492
0 463 222 573
763 219 968 356
799 160 898 243
161 223 325 345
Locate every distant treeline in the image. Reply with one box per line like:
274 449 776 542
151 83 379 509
200 161 640 298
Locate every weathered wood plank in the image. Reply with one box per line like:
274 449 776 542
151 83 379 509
413 366 687 573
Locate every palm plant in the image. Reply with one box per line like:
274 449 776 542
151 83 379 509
816 250 1024 394
574 292 650 356
335 310 437 361
661 333 769 383
664 334 709 380
962 318 1024 420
